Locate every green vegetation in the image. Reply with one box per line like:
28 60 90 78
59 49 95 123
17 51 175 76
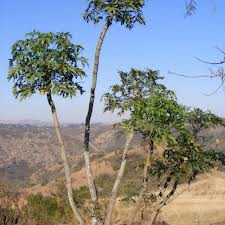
103 68 225 225
8 31 87 100
84 0 145 28
23 193 71 224
0 184 91 225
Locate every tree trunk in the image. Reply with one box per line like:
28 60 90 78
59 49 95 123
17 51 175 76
127 141 154 225
47 93 84 225
146 180 179 225
83 17 113 225
104 131 134 225
148 209 160 225
155 179 179 212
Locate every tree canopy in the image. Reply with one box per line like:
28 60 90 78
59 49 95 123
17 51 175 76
130 93 186 145
103 68 173 115
83 0 145 28
103 68 185 145
8 31 88 100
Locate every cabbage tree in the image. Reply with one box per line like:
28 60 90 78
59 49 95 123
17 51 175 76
8 31 87 225
83 2 146 224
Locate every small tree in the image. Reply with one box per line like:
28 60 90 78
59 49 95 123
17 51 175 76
8 31 88 225
103 68 177 225
83 2 146 223
126 93 186 225
126 106 225 224
147 130 225 225
109 73 225 225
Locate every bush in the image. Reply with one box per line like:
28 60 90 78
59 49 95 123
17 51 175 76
73 186 90 207
20 186 91 225
22 193 73 225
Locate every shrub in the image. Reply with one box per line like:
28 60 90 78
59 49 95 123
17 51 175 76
22 193 73 225
73 186 91 207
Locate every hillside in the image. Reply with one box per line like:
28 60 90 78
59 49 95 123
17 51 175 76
1 123 225 187
1 122 225 225
0 123 141 187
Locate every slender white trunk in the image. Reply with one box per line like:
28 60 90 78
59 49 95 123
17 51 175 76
47 93 84 225
127 141 154 225
84 150 98 225
83 16 113 225
148 180 179 225
104 131 134 225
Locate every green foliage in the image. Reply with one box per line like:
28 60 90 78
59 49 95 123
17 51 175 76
151 148 211 183
25 194 58 217
103 67 225 212
8 31 88 100
84 0 145 28
129 93 186 144
23 193 71 224
103 68 185 145
186 107 225 140
103 68 173 116
22 187 90 225
205 150 225 166
150 129 225 187
73 186 91 207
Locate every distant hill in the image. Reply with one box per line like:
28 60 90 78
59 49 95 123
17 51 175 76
0 122 225 188
0 123 141 187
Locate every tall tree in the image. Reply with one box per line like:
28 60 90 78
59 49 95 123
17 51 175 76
8 31 88 225
83 1 146 224
125 106 225 224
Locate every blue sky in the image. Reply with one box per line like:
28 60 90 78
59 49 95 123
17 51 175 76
1 0 225 123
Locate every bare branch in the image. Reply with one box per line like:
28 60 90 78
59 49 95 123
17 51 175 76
195 56 225 65
202 78 225 96
168 70 213 79
214 46 225 55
